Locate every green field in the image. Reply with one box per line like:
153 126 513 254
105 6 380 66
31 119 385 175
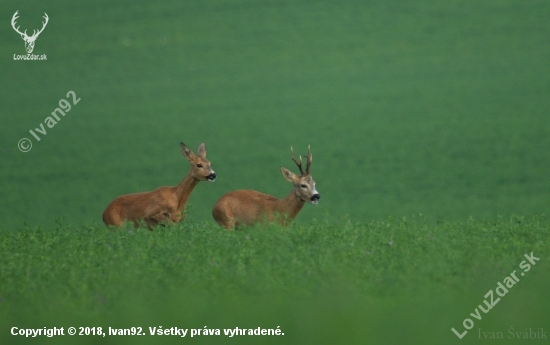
1 218 549 344
1 0 549 344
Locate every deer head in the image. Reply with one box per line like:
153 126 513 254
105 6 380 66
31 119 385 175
180 142 216 181
280 145 321 204
11 11 49 54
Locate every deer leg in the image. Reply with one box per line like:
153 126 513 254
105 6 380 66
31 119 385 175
102 204 125 227
212 204 236 230
146 211 178 228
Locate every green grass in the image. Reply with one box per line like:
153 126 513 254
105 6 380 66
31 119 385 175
1 217 548 344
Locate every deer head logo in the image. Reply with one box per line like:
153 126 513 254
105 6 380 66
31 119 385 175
11 11 49 54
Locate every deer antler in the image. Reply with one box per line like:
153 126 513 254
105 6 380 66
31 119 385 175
31 13 49 39
290 146 304 175
305 145 312 175
11 11 26 37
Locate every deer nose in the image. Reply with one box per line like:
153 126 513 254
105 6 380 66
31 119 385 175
311 193 320 201
207 172 217 181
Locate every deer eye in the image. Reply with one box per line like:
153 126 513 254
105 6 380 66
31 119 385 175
196 164 203 168
300 184 307 188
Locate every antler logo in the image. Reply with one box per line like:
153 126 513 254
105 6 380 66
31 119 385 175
11 10 49 54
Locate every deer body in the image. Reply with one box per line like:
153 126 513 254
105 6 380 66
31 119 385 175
212 146 320 229
103 143 216 229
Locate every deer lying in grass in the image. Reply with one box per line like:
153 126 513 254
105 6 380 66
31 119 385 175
212 146 320 229
103 142 216 229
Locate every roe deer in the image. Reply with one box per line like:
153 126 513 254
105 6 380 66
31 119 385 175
103 142 216 229
212 146 320 229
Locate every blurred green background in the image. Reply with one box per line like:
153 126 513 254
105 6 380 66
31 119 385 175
1 1 550 344
2 0 549 229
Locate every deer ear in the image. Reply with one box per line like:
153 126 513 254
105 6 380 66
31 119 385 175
280 167 298 183
197 143 207 158
180 142 194 160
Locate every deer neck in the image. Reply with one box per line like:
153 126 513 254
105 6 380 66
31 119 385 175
174 172 200 210
276 189 306 221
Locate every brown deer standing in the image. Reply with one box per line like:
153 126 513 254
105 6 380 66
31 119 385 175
103 142 216 229
212 146 320 229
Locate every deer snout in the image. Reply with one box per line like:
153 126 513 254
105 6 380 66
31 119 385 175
310 193 321 204
207 172 217 181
